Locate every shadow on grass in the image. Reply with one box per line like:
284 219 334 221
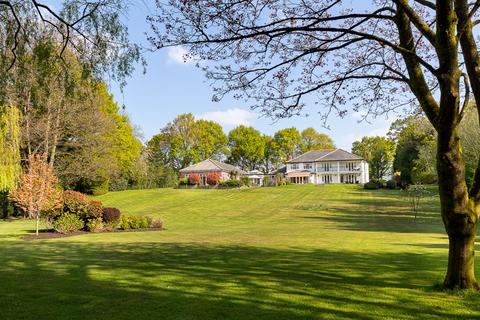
1 242 479 319
296 189 445 234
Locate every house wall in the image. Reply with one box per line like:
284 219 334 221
287 160 370 185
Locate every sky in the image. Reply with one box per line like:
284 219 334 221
63 1 401 150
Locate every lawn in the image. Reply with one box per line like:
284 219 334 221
1 184 480 319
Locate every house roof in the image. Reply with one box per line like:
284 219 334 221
269 166 287 175
246 170 264 175
179 159 246 174
286 149 363 163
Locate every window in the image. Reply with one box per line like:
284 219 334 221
322 163 332 172
304 163 312 170
291 163 299 170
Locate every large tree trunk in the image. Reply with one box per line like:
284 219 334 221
437 131 479 289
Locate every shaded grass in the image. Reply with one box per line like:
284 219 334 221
0 184 479 319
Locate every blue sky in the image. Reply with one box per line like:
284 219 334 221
54 1 400 150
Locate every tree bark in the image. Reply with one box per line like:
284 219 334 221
437 131 479 289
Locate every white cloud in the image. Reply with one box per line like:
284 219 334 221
198 108 257 127
167 46 194 64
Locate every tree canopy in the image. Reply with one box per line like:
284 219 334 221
148 0 480 289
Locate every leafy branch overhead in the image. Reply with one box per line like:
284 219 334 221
0 0 142 84
148 0 480 289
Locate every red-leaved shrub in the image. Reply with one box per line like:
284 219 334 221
102 207 121 224
188 173 201 185
207 172 221 185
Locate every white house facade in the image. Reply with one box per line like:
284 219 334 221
285 149 369 185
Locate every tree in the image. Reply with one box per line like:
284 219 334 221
148 114 228 171
411 107 480 186
0 105 21 218
262 135 281 174
0 1 141 84
352 136 396 180
390 116 436 185
227 125 264 170
301 128 335 152
273 127 302 161
10 153 63 236
149 0 480 288
0 105 20 192
194 120 228 161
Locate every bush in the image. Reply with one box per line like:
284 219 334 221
386 180 397 189
92 180 109 196
178 178 189 186
188 174 201 185
53 213 84 234
102 207 121 224
364 181 381 189
147 217 163 229
120 215 130 230
139 216 149 229
63 191 103 223
219 179 242 188
86 218 104 232
206 172 222 185
120 215 150 230
240 176 251 187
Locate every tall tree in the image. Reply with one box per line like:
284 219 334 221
0 105 21 192
301 128 335 152
273 127 301 161
149 0 480 288
262 135 281 174
227 125 264 170
148 114 228 171
352 136 396 180
0 1 141 84
390 116 437 185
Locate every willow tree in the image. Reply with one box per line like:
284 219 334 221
0 105 20 218
0 105 21 192
148 0 480 289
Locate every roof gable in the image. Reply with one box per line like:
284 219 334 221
286 149 363 163
179 159 246 174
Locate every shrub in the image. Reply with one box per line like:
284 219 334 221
364 181 381 190
139 216 149 229
102 207 121 224
240 176 251 187
63 191 103 222
219 179 242 188
178 178 189 186
88 200 103 219
86 218 104 232
53 213 84 234
188 174 201 185
386 180 397 189
147 217 163 229
120 215 130 230
92 180 109 196
206 172 222 185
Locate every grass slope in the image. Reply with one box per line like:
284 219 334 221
1 185 480 319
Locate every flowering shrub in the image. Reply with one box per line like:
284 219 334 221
188 174 201 185
207 172 222 185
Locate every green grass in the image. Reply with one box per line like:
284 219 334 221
1 184 480 319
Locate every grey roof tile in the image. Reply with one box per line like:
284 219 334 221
286 149 363 163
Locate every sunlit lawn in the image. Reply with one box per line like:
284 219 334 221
1 184 480 319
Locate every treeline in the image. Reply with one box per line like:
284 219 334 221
0 36 143 201
147 113 335 175
352 106 480 186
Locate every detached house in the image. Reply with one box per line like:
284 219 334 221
179 159 246 185
286 149 369 184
